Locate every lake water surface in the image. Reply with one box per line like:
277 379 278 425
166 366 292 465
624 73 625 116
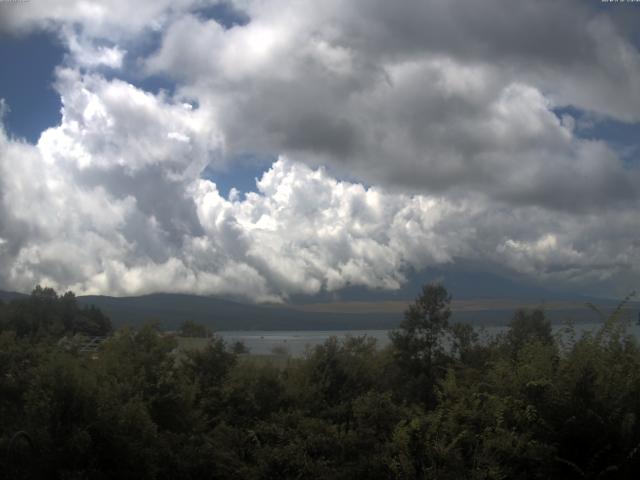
220 322 640 356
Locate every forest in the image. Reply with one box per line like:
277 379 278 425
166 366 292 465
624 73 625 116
1 284 639 479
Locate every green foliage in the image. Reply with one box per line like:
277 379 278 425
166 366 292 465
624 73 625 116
0 286 111 341
390 283 453 405
506 308 553 355
300 335 383 414
231 339 249 354
391 283 452 367
178 319 211 338
2 284 640 479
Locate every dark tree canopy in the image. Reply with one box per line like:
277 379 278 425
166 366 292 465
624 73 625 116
507 308 553 351
2 284 640 479
0 286 111 340
178 319 211 338
389 283 452 404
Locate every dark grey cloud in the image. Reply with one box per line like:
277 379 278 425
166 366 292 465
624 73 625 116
341 0 595 66
76 165 205 247
145 0 640 214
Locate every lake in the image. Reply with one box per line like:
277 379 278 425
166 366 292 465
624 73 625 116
219 330 391 356
219 321 640 357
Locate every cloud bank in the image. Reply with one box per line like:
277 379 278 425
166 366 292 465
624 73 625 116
0 0 639 300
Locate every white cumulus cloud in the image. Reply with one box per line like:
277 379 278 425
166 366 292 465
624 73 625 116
0 0 639 299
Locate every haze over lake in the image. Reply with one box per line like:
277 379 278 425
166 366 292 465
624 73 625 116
220 321 640 356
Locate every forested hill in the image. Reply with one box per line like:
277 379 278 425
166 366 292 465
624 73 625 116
0 289 400 330
76 293 400 331
0 290 28 303
2 288 637 331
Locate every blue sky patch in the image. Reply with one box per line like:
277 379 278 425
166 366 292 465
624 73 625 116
0 30 65 143
554 106 640 166
191 1 250 29
201 153 275 199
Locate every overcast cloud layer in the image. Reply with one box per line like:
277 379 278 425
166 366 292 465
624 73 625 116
0 0 639 300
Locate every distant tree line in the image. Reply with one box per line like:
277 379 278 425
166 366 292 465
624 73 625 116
1 284 639 479
0 285 111 340
178 319 212 338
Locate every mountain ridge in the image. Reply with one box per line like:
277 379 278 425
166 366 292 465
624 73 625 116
2 268 635 330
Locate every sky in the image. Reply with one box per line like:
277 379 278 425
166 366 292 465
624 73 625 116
0 0 639 302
